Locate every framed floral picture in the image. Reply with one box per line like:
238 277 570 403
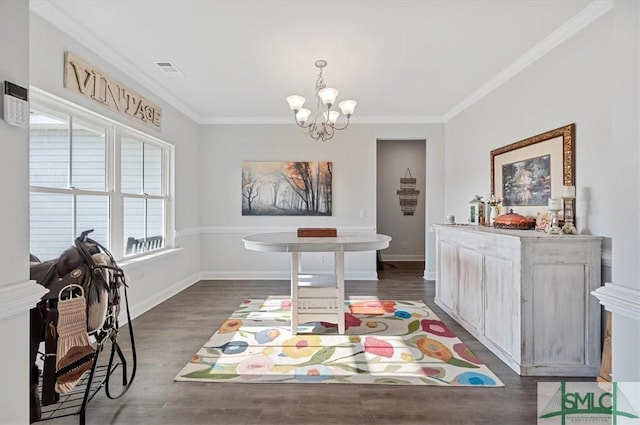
490 124 575 219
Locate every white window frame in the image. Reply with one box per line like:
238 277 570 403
29 88 174 260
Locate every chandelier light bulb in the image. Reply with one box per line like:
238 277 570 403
323 110 340 124
338 99 357 117
317 87 339 107
286 95 306 112
295 108 311 124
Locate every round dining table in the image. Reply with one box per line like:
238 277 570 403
242 231 391 334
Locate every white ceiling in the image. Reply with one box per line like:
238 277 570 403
30 0 607 124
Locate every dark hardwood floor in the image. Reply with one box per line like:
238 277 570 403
41 263 595 425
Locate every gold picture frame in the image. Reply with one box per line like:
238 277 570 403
490 124 575 219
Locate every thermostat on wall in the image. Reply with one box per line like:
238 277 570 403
3 81 29 128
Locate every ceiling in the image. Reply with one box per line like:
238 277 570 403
30 0 604 124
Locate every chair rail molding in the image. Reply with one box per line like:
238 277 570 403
175 227 201 238
592 282 640 322
0 280 49 320
200 225 377 234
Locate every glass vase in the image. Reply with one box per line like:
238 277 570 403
489 206 498 226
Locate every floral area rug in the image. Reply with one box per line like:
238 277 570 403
174 296 504 386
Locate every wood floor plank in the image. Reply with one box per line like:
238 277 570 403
39 267 595 425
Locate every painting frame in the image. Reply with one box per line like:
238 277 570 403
490 124 575 219
241 160 333 216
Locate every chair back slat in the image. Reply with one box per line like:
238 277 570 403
125 235 163 255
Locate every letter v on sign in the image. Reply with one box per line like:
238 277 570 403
66 53 94 95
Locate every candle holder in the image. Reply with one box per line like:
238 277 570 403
562 197 577 234
548 207 562 234
548 198 562 234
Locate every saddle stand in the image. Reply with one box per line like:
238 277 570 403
30 230 137 425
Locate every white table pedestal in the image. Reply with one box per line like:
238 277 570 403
291 251 346 334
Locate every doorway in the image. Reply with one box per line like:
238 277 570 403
376 139 426 278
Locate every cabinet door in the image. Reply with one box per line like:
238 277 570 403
484 255 514 356
437 241 458 312
458 247 483 331
532 264 586 365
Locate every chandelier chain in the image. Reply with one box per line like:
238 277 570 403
315 67 326 93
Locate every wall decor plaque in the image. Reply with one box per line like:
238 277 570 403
64 51 162 130
397 168 420 216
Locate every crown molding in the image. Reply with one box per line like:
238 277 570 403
31 0 612 127
348 116 445 124
198 115 445 125
443 0 614 122
199 117 292 125
30 1 443 127
29 0 204 124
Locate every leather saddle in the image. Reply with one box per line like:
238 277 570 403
30 247 89 301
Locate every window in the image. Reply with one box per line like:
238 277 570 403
29 90 173 261
121 136 166 253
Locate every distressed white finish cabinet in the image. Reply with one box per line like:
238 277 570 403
434 224 602 376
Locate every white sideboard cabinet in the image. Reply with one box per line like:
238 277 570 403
434 224 602 376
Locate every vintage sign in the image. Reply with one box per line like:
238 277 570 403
64 51 162 130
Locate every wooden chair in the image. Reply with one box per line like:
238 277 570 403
125 235 163 255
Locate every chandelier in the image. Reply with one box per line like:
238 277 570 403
286 59 357 142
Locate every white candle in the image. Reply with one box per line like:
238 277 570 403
562 185 576 198
548 198 562 211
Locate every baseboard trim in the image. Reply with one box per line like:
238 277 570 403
201 271 379 281
380 254 425 262
201 271 290 280
124 272 201 323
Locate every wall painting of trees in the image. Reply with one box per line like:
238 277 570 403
242 161 332 216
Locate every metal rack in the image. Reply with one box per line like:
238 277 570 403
36 293 136 425
39 364 113 422
32 230 137 425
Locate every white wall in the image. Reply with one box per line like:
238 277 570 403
445 11 613 246
199 123 444 280
0 1 37 423
0 9 204 421
608 0 640 382
445 2 640 381
28 13 202 319
8 7 632 424
376 139 426 261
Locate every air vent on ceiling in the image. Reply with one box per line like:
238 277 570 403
155 61 184 78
